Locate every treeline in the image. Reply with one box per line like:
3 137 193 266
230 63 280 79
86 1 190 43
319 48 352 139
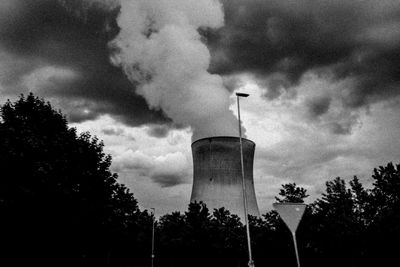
154 166 400 267
1 94 399 267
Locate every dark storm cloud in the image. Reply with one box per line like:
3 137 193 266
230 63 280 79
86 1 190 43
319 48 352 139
0 0 168 127
101 127 124 136
221 76 244 93
146 125 170 138
330 122 355 135
101 126 136 140
307 96 332 118
112 150 190 188
205 0 400 109
151 174 187 188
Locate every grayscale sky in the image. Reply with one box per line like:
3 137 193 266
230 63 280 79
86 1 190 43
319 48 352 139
1 0 400 215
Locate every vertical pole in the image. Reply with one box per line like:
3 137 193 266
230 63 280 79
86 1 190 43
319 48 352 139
151 208 155 267
237 96 254 267
292 233 301 267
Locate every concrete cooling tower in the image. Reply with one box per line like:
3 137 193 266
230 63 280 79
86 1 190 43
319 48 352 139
190 136 260 220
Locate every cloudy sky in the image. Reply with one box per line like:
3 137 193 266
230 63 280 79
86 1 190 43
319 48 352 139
1 0 400 215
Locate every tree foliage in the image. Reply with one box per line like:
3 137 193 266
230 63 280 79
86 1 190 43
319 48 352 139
154 164 400 267
275 182 309 203
0 94 142 266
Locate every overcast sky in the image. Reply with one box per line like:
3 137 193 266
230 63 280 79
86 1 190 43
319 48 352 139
1 0 400 215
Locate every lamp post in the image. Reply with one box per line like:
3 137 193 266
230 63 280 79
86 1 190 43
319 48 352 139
236 92 254 267
151 208 155 267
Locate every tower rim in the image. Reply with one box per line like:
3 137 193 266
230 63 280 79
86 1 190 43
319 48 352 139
192 136 255 146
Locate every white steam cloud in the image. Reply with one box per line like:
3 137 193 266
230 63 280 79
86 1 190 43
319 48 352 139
110 0 241 141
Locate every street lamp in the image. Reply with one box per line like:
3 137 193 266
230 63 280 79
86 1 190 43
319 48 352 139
150 208 155 267
236 92 254 267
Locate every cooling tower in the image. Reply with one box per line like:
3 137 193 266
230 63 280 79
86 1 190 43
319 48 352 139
190 136 260 220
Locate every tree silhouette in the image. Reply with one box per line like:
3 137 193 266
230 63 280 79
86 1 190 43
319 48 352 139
211 207 245 266
0 94 139 266
371 162 400 210
275 182 309 203
365 162 400 266
158 211 186 266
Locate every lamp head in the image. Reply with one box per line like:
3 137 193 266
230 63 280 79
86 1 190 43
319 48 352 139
236 92 249 97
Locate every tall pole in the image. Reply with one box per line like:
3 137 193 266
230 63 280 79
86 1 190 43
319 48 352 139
292 233 301 267
151 208 155 267
236 92 254 267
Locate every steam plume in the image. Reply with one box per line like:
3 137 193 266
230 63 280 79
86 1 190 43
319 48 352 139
110 0 240 141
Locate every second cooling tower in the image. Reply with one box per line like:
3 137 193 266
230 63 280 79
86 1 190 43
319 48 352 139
190 136 260 219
